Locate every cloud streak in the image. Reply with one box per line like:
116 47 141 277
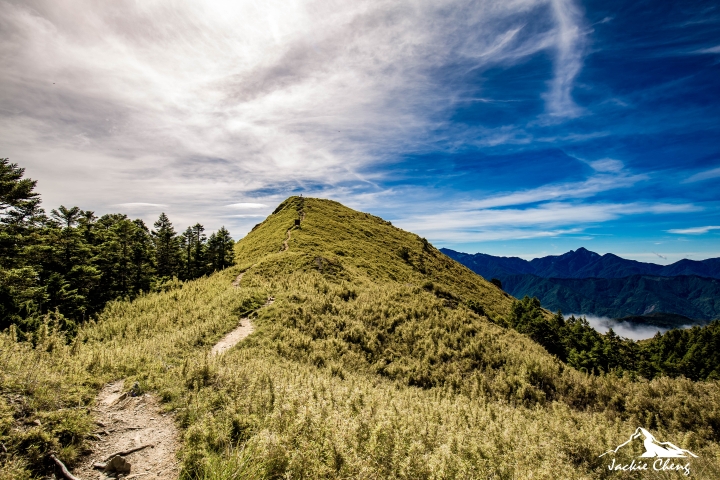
397 201 698 242
0 0 587 233
684 166 720 183
667 226 720 235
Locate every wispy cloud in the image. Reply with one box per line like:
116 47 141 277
542 0 586 118
693 45 720 54
398 201 698 242
588 158 624 172
0 0 588 233
112 203 168 208
667 226 720 235
461 166 646 209
225 203 268 209
683 166 720 183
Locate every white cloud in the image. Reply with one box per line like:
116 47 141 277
694 45 720 54
0 0 588 234
667 226 720 235
683 166 720 183
460 169 647 209
396 201 698 242
569 315 668 341
588 158 623 172
112 203 168 208
542 0 586 118
225 203 268 209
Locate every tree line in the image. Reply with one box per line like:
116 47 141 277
0 158 236 335
505 296 720 381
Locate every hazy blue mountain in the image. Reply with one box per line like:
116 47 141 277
441 247 720 280
442 248 720 324
500 274 720 321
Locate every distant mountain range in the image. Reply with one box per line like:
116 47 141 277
440 247 720 280
442 248 720 323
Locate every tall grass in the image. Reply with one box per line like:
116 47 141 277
2 196 719 479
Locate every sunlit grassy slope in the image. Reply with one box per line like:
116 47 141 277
2 196 720 479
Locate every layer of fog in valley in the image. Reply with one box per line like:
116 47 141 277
565 314 677 341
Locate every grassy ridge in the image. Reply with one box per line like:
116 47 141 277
2 196 720 479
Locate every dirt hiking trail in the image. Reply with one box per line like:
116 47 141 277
280 228 292 252
72 381 180 480
280 210 304 252
71 227 286 478
210 296 274 356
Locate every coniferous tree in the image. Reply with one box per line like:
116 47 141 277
78 210 97 244
0 159 47 330
41 207 99 320
207 226 235 271
130 219 154 294
192 223 207 276
0 158 43 233
180 226 194 280
0 158 265 334
179 223 208 279
151 213 180 279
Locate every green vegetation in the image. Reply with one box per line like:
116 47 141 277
0 158 236 334
2 195 720 479
505 296 720 380
443 247 720 321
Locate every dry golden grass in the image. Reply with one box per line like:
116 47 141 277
2 196 719 479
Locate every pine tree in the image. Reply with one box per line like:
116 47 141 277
191 223 207 277
41 208 99 321
130 219 154 294
178 224 208 279
0 160 47 329
180 226 193 280
0 158 43 231
151 213 180 279
207 226 235 271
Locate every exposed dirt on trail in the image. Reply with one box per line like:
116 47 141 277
280 210 305 252
231 271 245 287
280 228 292 252
210 297 274 356
72 381 180 480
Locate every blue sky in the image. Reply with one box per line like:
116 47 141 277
1 0 719 263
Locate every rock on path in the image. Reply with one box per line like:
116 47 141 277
72 381 180 480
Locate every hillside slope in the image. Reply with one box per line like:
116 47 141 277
2 196 720 479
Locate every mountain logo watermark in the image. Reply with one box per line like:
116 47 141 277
600 427 698 476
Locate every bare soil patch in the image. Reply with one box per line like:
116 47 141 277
281 228 292 252
72 381 180 480
210 297 274 356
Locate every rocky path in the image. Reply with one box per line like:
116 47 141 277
72 381 180 480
